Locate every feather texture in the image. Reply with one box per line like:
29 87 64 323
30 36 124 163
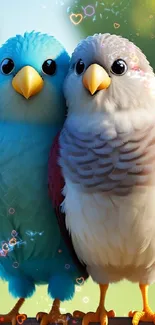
59 116 155 284
48 132 89 280
59 33 155 286
59 118 155 195
0 31 87 301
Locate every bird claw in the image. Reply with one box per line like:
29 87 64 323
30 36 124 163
0 313 27 325
82 309 116 325
36 311 70 325
129 309 155 325
36 312 47 322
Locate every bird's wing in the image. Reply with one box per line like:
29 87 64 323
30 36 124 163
48 132 89 279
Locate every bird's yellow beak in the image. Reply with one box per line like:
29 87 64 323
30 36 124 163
12 66 44 99
82 64 111 95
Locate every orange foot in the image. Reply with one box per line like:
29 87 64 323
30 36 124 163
36 311 71 325
36 299 73 325
78 308 115 325
129 308 155 325
0 313 27 325
0 298 27 325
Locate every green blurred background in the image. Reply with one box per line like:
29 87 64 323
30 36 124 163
66 0 155 69
1 0 155 318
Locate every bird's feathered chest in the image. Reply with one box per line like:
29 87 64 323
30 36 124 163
59 118 155 195
0 122 54 203
60 112 155 265
0 122 60 259
60 113 155 270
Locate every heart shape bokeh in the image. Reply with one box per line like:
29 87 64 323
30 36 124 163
114 22 120 29
16 314 27 325
70 13 83 25
76 276 84 285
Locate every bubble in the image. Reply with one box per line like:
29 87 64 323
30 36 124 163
11 230 18 237
83 296 89 303
75 286 81 292
58 249 62 253
9 207 15 214
9 237 17 246
12 261 19 268
2 243 9 252
65 264 70 270
83 5 95 17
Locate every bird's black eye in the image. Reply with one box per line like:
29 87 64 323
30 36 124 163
75 59 85 75
111 59 127 75
1 58 15 75
42 59 56 75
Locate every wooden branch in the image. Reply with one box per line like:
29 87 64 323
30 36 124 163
13 318 154 325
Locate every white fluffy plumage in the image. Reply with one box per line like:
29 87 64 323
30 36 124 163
60 33 155 286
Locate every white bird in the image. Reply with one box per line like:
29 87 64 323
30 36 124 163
57 33 155 325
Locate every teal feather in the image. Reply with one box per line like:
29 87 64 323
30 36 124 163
0 31 86 301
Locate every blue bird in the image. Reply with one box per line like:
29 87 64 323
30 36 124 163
0 31 88 325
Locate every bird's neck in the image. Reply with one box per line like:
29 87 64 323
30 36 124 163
66 108 155 137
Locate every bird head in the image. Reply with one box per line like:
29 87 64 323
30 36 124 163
63 33 155 133
0 31 70 125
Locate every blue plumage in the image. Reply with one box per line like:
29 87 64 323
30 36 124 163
0 31 86 312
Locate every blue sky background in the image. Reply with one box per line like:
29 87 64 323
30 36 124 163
0 0 79 54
